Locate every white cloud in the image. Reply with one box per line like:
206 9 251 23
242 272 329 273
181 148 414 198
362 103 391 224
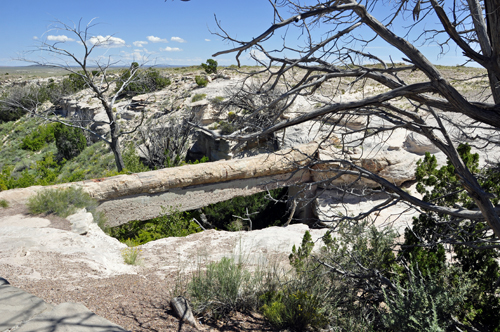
47 35 75 42
249 50 267 61
171 36 186 43
89 35 126 48
33 36 39 40
133 41 148 47
205 39 211 42
147 36 168 43
162 47 182 52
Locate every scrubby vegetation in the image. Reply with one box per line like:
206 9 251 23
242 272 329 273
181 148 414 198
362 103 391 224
109 188 288 245
201 59 218 74
195 76 208 88
26 186 106 229
179 146 500 331
115 64 171 95
191 93 207 102
109 206 202 245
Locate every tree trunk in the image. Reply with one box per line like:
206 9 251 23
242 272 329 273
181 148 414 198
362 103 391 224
484 0 500 103
108 110 125 172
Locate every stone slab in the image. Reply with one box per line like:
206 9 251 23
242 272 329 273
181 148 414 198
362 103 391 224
15 302 129 332
0 284 53 331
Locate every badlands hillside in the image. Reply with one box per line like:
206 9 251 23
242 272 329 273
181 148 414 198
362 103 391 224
1 64 499 331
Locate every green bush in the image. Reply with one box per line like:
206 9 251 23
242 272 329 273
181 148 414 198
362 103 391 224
0 199 8 208
122 144 149 173
116 66 171 95
402 144 500 330
21 123 56 151
54 123 87 160
188 257 253 318
380 266 470 332
218 121 236 135
260 289 327 331
191 93 207 102
195 76 208 88
26 186 105 228
201 59 218 74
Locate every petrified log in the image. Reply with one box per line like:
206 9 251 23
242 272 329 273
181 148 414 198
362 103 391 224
170 296 200 329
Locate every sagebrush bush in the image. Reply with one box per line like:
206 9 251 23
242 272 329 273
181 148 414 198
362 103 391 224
188 257 253 318
116 66 170 95
260 289 327 331
380 266 470 332
191 93 206 102
26 187 106 230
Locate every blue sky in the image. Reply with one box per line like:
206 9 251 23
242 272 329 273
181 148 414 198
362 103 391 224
0 0 472 67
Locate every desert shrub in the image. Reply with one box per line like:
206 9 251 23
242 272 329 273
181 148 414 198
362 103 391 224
202 188 287 230
122 240 142 265
260 288 327 331
21 123 56 151
26 186 101 219
53 123 87 160
201 59 218 74
194 76 208 88
188 257 253 318
380 266 470 332
116 66 170 95
212 96 224 104
108 206 201 245
122 143 149 173
218 121 236 135
0 153 61 189
191 93 206 102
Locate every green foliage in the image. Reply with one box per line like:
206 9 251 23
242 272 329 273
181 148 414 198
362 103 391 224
289 230 314 272
0 199 8 208
63 72 87 92
191 93 206 102
188 257 252 318
380 266 470 332
403 144 500 330
202 188 287 230
54 123 87 160
122 144 149 173
116 66 170 95
20 123 56 151
0 153 61 189
212 96 224 104
218 121 237 135
260 289 327 331
26 186 98 218
201 59 218 74
194 76 208 87
122 246 141 265
108 206 201 245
